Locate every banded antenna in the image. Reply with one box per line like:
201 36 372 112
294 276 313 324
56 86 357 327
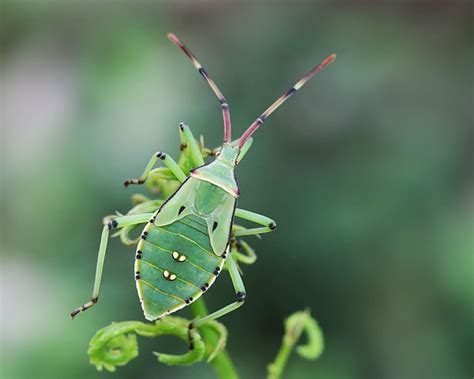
238 53 336 148
168 33 232 143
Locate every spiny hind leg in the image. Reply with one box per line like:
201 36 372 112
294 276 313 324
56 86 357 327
70 213 153 318
233 208 277 237
188 254 246 348
124 151 186 187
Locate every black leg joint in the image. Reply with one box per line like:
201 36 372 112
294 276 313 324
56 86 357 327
107 219 118 230
156 151 166 160
236 292 246 303
269 222 277 230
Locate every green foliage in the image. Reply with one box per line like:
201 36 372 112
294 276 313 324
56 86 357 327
88 316 231 371
88 317 206 371
267 310 324 379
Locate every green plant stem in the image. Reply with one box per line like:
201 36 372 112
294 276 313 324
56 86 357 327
267 341 292 379
190 299 239 379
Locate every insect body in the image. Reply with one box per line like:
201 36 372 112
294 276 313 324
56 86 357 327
71 33 335 328
135 145 241 320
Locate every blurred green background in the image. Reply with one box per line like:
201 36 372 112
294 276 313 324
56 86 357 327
1 1 473 378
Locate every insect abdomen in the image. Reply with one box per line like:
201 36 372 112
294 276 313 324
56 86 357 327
135 214 225 321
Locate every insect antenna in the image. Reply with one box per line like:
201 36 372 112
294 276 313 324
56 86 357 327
238 53 336 148
168 33 232 143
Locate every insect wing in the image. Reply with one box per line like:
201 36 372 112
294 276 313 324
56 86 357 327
153 177 197 226
207 193 236 256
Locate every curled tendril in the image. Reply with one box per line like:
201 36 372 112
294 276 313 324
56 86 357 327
286 310 323 360
267 309 324 379
109 200 164 245
203 320 228 363
230 238 257 266
118 224 141 246
88 316 228 372
146 168 180 197
130 193 150 205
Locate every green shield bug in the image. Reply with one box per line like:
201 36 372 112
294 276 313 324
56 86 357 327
71 33 335 336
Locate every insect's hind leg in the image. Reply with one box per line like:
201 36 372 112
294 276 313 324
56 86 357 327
233 208 277 237
70 213 153 318
124 151 186 187
188 254 245 347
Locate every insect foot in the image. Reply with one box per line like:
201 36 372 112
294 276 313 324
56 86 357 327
70 297 98 319
123 178 145 188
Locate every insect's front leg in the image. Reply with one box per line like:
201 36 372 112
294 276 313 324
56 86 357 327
232 208 277 237
124 152 186 187
70 213 153 318
178 123 205 167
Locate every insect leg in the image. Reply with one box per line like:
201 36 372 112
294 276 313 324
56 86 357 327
192 254 246 328
124 152 186 187
178 123 205 166
70 213 153 319
232 208 277 237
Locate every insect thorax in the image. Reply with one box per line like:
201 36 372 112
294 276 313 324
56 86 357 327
194 181 230 215
191 144 240 198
